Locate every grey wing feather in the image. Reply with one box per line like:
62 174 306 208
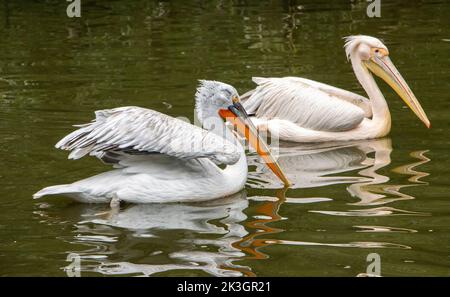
55 106 240 165
243 77 371 132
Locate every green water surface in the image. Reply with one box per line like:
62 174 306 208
0 0 449 276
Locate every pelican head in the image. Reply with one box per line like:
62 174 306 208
195 80 241 122
196 80 290 186
344 35 430 128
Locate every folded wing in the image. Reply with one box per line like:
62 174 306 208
55 106 240 165
242 77 372 132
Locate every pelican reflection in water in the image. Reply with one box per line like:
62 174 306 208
37 192 252 276
34 139 430 276
248 138 430 209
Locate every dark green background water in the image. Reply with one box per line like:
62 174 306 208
0 0 449 276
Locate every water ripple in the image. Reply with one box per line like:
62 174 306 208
265 239 411 249
353 225 418 233
310 207 429 217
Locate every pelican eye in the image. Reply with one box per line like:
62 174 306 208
232 95 239 103
372 47 388 58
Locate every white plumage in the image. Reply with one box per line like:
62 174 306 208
55 106 240 165
242 35 430 142
33 81 249 203
243 77 370 132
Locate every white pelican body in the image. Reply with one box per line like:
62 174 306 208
34 144 247 204
243 36 430 143
33 81 288 203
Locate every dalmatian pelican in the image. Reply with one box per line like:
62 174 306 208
33 80 290 204
242 35 430 142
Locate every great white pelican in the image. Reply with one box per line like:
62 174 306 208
242 35 430 142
